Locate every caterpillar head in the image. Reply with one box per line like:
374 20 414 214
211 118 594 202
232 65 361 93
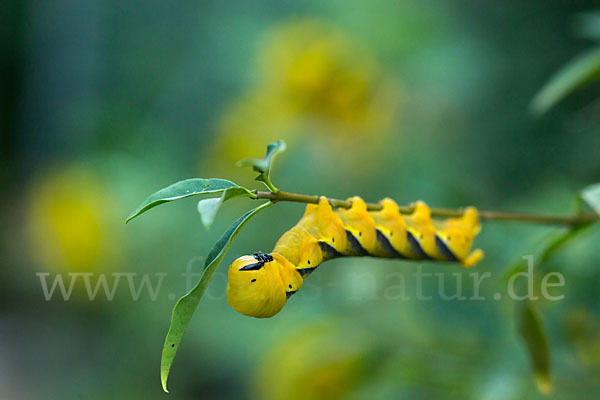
227 252 303 318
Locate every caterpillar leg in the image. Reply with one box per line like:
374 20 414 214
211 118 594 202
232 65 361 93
461 249 484 268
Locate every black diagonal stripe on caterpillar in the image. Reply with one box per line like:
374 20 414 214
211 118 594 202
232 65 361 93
226 196 484 318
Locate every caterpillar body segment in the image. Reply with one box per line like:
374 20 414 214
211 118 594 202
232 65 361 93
227 196 483 318
433 207 483 267
296 197 349 256
273 226 324 275
335 196 378 256
370 198 415 259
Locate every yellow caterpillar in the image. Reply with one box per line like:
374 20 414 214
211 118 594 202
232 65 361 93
227 197 484 318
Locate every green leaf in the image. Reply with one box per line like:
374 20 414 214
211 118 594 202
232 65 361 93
197 197 222 229
538 224 591 267
196 187 255 229
530 46 600 115
511 188 596 395
237 140 286 191
126 178 254 223
160 201 272 392
581 183 600 215
537 187 597 266
517 301 552 395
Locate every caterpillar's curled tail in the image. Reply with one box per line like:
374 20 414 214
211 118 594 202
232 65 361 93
226 197 484 318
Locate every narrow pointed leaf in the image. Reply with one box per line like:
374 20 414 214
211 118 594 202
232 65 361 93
530 46 600 115
538 224 591 267
538 188 596 266
237 140 286 181
517 301 552 395
512 187 596 395
160 201 272 392
126 178 253 223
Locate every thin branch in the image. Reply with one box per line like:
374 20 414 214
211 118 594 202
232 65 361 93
253 190 600 226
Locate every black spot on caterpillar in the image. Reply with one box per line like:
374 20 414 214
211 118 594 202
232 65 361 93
227 196 484 318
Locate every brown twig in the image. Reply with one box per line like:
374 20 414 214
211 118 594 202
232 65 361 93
253 190 599 226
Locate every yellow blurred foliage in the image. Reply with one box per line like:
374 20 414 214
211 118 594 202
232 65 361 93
260 20 379 128
565 308 600 367
213 92 297 172
27 165 120 273
206 19 401 178
253 319 367 400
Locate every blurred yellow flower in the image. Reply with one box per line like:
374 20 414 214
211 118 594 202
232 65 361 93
209 92 298 177
253 319 368 400
260 20 384 130
27 164 120 273
205 19 401 178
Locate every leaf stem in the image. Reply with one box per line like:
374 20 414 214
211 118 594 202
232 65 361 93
253 190 599 226
262 178 279 194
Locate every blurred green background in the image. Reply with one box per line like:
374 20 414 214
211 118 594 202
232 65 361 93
2 0 600 399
